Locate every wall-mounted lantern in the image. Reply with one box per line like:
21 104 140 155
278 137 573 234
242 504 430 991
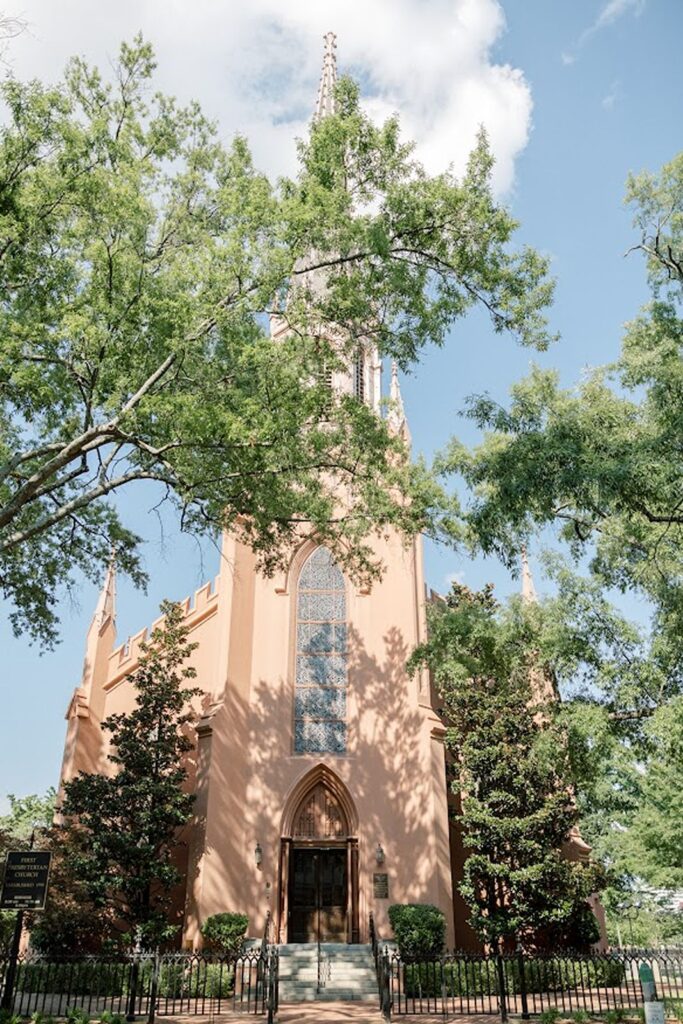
375 843 385 865
254 842 263 868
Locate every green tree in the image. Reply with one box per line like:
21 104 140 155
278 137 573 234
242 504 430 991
0 37 554 646
623 696 683 889
0 790 55 841
61 600 200 946
410 583 603 951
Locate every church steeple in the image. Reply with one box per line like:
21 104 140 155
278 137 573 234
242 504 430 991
520 544 537 604
387 360 411 444
314 31 338 120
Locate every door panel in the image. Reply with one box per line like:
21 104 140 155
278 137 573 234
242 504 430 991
288 847 347 942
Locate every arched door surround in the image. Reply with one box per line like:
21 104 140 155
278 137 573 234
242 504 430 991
278 767 360 943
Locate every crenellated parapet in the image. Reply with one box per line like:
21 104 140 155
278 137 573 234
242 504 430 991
106 575 220 689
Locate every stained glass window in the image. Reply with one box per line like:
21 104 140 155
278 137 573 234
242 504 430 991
294 547 347 754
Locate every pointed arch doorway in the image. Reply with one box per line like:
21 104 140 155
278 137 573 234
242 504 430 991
278 770 360 943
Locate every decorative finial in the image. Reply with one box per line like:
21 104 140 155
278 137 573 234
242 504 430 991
93 551 117 628
314 31 338 121
521 544 537 604
387 360 410 443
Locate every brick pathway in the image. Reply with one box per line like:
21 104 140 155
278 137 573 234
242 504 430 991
161 1010 496 1024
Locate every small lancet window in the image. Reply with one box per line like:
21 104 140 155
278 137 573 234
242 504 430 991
294 547 348 754
354 352 365 403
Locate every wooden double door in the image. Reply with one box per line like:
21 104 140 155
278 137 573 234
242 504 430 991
288 846 347 943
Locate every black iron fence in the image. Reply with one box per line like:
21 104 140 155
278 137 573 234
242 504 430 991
374 948 683 1020
0 949 279 1021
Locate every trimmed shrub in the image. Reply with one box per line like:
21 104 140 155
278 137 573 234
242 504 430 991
200 913 249 955
404 959 497 998
403 955 627 1000
157 962 235 999
388 904 445 959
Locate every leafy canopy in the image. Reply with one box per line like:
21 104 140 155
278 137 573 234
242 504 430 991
0 37 554 645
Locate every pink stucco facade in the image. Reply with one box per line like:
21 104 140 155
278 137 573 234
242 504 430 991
59 524 460 949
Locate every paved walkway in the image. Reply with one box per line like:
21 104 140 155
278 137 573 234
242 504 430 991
161 1010 496 1024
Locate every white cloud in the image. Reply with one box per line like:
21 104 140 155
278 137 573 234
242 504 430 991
580 0 646 43
561 51 576 66
601 79 621 110
445 570 466 589
2 0 532 195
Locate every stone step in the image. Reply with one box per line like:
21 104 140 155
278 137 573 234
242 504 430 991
280 968 376 978
280 983 382 999
278 962 376 970
279 943 371 952
281 979 377 990
279 949 372 955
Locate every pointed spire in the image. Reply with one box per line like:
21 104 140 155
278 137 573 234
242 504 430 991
93 553 116 630
521 544 537 604
387 360 411 443
314 31 338 121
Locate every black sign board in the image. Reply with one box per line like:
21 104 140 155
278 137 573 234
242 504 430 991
373 872 389 899
1 851 52 910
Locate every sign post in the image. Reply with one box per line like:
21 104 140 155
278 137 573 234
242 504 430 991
0 850 51 1012
639 962 665 1024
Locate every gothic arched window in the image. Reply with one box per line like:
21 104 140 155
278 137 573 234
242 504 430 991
294 547 348 754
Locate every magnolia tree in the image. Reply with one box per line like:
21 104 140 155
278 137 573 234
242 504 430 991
410 584 604 951
0 37 554 645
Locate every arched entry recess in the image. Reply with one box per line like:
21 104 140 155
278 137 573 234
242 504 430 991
278 767 360 943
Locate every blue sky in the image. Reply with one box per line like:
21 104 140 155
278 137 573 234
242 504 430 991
1 0 681 808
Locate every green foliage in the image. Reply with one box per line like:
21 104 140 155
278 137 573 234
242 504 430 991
0 791 56 840
60 602 200 946
200 912 249 955
387 903 445 958
157 962 234 999
0 1012 22 1024
538 1011 562 1024
623 696 683 887
0 38 554 647
404 957 625 1000
65 1009 90 1024
99 1013 125 1024
410 583 604 950
664 998 683 1023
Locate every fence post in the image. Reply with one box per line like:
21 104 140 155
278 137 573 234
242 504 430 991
517 949 530 1020
381 950 392 1022
147 950 160 1024
267 948 278 1024
496 953 508 1023
126 953 140 1021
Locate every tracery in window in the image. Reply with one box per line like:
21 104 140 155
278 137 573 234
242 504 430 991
294 547 347 754
292 782 348 837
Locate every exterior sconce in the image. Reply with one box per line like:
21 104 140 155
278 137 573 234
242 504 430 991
375 843 385 865
254 842 263 868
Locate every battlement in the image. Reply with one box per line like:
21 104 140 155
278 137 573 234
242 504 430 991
106 574 220 687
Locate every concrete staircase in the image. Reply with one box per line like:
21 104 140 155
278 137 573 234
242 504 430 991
278 943 378 1003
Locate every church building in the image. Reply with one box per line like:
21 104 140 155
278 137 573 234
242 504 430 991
57 34 594 954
